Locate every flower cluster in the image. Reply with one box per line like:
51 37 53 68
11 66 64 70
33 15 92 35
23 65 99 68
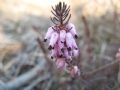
44 2 80 77
44 23 80 76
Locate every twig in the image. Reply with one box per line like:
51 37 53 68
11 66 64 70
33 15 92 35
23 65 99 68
44 79 53 90
23 74 50 90
0 61 45 90
81 59 120 79
118 63 120 83
81 15 93 60
33 26 55 70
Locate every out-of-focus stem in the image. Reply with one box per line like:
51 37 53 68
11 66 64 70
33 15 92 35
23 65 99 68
81 15 93 60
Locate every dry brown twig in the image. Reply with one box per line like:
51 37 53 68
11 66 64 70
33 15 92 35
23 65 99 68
32 26 54 69
81 59 120 79
81 15 93 61
0 61 49 90
116 48 120 83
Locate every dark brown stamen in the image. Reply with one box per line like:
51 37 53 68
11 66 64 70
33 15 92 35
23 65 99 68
67 47 71 51
75 34 78 39
44 39 47 42
51 56 54 59
75 48 78 50
61 41 64 43
48 45 53 50
59 54 63 58
61 48 64 52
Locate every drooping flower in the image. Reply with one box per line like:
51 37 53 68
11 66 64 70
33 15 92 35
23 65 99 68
44 27 54 42
48 31 59 50
73 49 79 57
56 58 66 70
66 32 73 51
66 23 78 39
69 66 80 77
44 2 80 77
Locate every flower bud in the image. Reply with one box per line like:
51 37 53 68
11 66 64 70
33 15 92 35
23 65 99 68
73 49 79 57
70 66 80 77
56 58 66 69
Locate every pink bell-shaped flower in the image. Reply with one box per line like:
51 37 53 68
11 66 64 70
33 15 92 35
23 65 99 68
56 58 66 70
73 49 79 57
48 32 59 50
66 23 78 39
71 37 78 50
70 66 80 77
66 32 73 51
64 48 72 60
44 27 54 42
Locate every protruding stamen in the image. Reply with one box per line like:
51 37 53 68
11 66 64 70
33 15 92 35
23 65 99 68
48 45 53 50
44 39 47 42
75 34 78 39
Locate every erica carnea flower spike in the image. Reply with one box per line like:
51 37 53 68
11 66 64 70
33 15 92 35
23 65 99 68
44 2 80 77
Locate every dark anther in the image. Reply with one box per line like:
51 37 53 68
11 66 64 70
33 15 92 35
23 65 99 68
61 41 64 43
67 47 71 51
44 39 47 42
52 47 54 49
75 34 78 39
61 48 64 52
48 45 53 50
52 27 56 31
75 48 78 50
59 54 63 58
51 56 54 59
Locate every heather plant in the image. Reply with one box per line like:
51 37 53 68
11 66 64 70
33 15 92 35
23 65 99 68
44 2 80 77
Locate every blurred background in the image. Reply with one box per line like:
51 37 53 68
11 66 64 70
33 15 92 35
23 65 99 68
0 0 120 90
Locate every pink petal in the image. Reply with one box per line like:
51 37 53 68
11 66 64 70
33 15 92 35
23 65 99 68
44 27 54 42
73 49 79 57
64 48 72 60
71 38 78 50
70 66 80 77
58 38 64 51
66 32 73 51
53 42 63 57
66 23 78 39
68 50 73 56
50 49 57 59
48 32 59 50
58 46 63 57
56 58 66 69
60 30 66 43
